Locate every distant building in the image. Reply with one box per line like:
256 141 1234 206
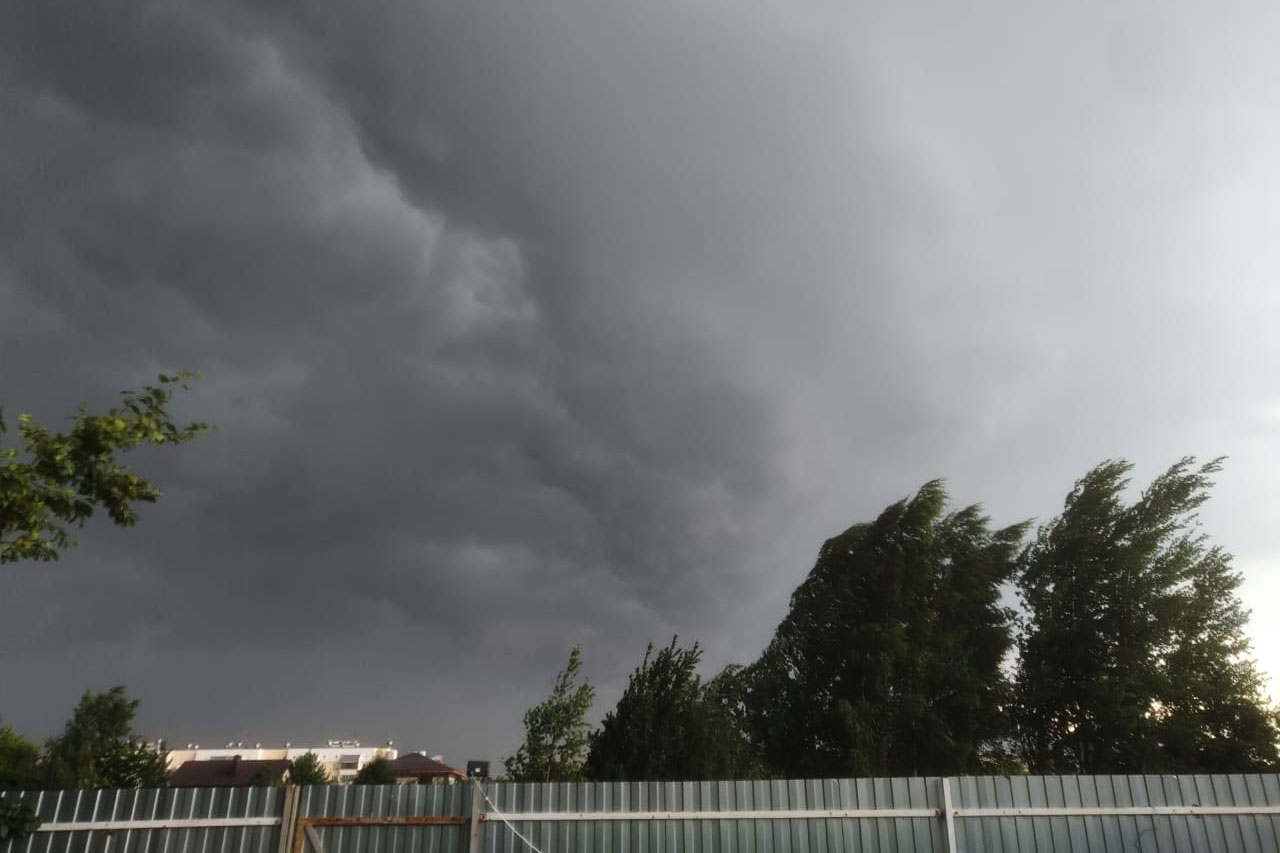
169 757 292 788
385 753 465 785
166 741 397 785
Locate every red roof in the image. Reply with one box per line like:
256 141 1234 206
385 753 463 778
169 757 292 787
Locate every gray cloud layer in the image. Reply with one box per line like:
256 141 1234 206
4 0 1279 762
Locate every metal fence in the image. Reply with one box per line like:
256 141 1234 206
2 786 286 853
6 774 1280 853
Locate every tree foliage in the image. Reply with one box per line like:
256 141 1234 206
353 756 396 785
586 639 758 781
249 766 282 787
1 372 208 564
288 752 332 785
746 481 1027 777
0 724 41 790
42 687 168 789
504 647 595 782
1015 457 1280 773
0 799 41 843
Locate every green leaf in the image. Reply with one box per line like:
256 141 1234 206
1 373 210 565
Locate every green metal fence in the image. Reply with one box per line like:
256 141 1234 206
6 774 1280 853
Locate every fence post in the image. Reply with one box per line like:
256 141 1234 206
941 777 957 853
467 783 484 853
277 786 300 853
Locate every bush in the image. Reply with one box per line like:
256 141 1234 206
0 799 41 844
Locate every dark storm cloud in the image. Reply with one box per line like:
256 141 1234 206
0 0 809 755
4 0 1280 761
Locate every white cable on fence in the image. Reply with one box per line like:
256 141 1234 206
472 781 546 853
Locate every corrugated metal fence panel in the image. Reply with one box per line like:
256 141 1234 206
296 784 468 853
480 778 948 853
1 787 285 853
951 774 1280 853
7 775 1279 853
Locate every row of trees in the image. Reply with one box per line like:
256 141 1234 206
506 458 1280 780
244 753 396 785
4 382 1276 780
503 642 759 782
282 755 397 786
0 688 396 790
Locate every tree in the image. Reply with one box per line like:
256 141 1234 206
701 665 765 777
249 766 283 787
586 638 758 781
1015 457 1280 773
504 647 595 782
0 799 41 844
42 687 168 788
289 752 331 785
1 372 208 564
353 756 396 785
0 724 41 790
746 481 1027 777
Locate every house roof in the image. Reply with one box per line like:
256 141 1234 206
169 757 292 787
385 753 464 777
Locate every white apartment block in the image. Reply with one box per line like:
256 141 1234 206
166 740 398 784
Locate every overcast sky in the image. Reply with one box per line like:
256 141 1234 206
4 0 1280 767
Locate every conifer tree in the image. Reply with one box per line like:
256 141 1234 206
288 752 332 785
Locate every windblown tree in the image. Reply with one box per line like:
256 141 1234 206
746 481 1027 777
1015 457 1279 773
42 687 168 789
1 372 208 564
586 638 758 781
504 647 595 782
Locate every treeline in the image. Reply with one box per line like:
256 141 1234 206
505 457 1280 781
0 687 167 791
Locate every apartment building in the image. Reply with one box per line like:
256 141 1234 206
166 740 397 784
